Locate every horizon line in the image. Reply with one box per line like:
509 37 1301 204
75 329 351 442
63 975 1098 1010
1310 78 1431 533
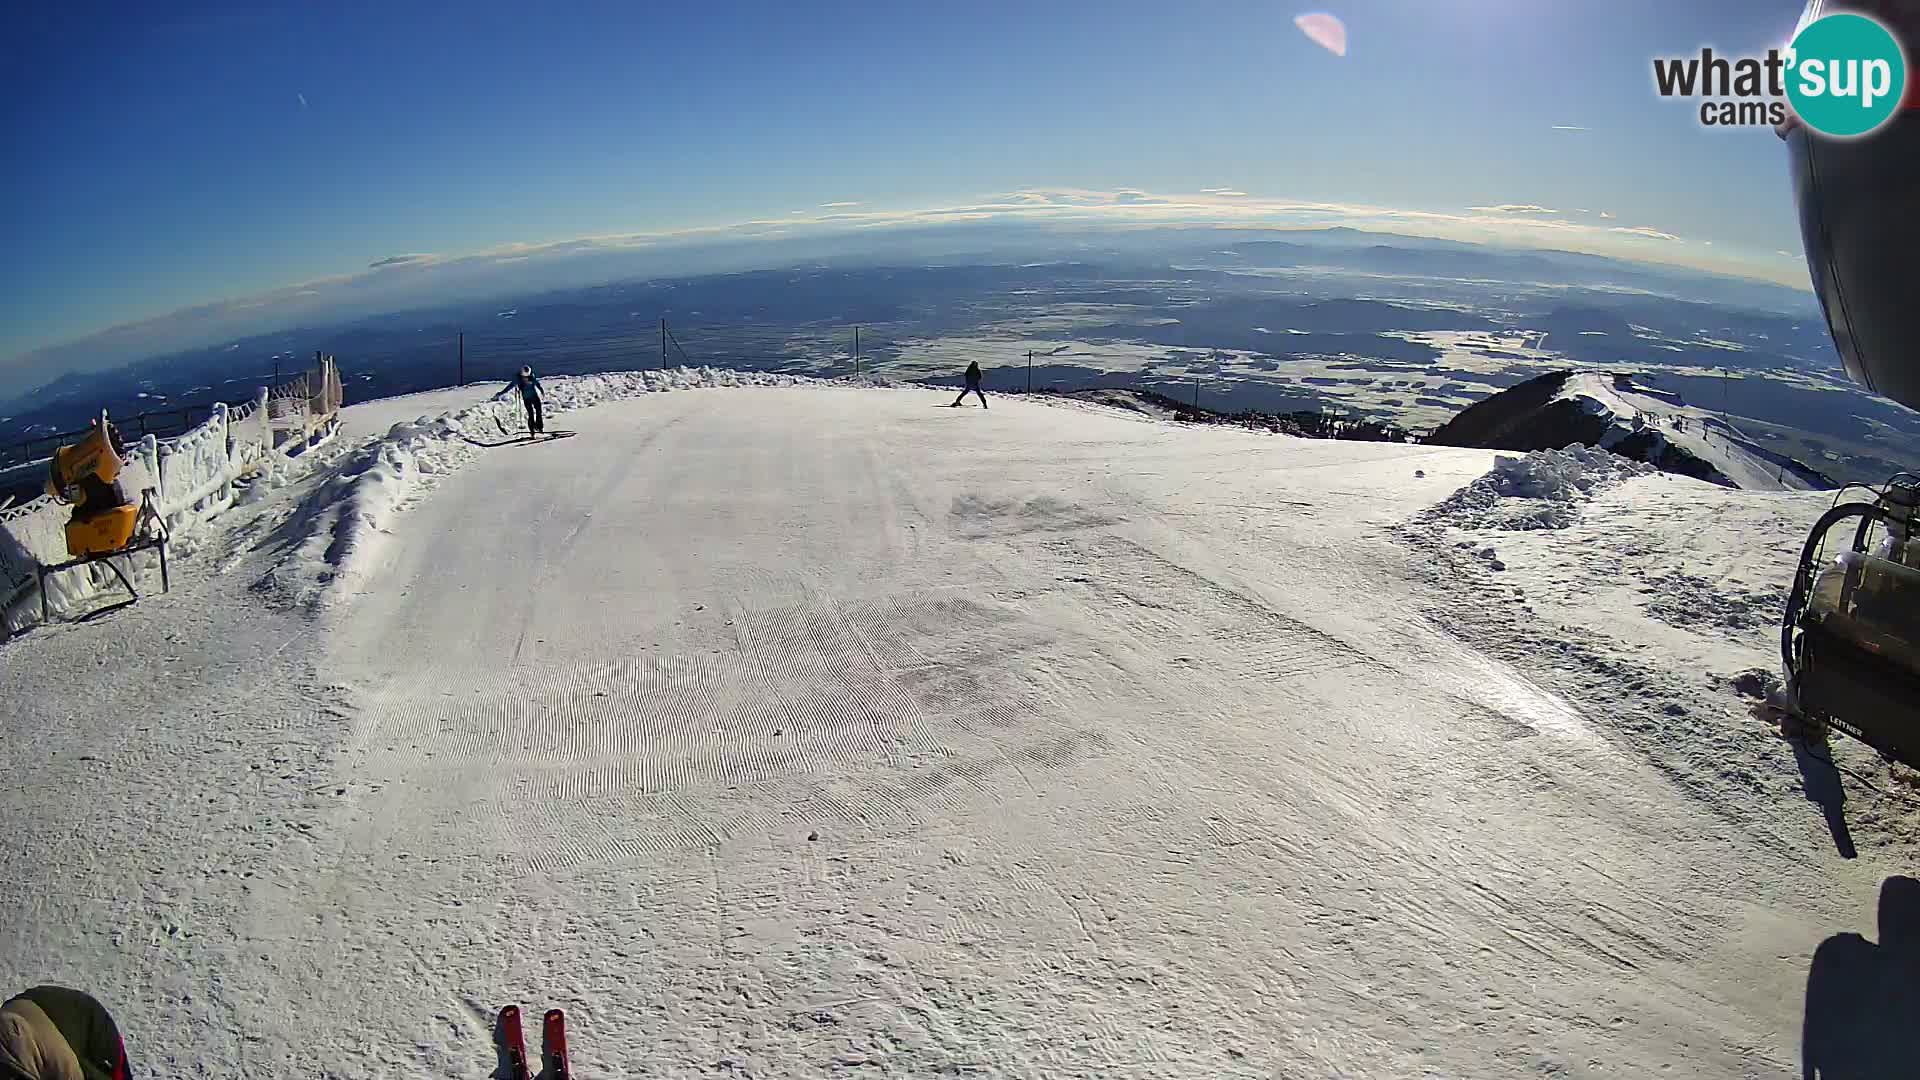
3 188 1811 394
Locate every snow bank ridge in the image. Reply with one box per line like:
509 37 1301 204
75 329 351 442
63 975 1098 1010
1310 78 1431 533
257 368 817 609
1427 445 1655 531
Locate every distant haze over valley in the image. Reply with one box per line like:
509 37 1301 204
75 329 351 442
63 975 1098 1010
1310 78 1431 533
4 227 1913 487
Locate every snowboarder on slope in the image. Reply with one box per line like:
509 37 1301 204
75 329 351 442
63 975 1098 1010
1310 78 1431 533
1 986 132 1080
950 361 988 408
493 366 545 434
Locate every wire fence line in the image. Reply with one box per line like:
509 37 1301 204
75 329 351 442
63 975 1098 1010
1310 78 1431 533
2 406 218 471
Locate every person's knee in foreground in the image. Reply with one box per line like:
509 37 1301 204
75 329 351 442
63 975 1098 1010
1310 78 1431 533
1 985 131 1079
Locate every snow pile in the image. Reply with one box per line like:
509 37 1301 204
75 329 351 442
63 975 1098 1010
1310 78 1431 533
534 366 815 412
1427 444 1655 530
236 448 310 507
828 373 920 390
256 368 820 608
136 408 340 564
252 415 468 607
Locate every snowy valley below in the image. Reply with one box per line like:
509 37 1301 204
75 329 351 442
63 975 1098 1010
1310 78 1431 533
2 375 1914 1078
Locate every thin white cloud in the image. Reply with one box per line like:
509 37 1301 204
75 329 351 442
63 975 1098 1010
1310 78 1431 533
1611 225 1683 242
1201 187 1249 196
820 201 861 208
1551 124 1587 131
296 92 308 109
1599 210 1615 219
1776 249 1795 257
1467 204 1559 215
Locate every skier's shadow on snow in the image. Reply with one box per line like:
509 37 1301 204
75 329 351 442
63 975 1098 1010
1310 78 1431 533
461 430 578 449
1802 876 1920 1080
1791 740 1858 860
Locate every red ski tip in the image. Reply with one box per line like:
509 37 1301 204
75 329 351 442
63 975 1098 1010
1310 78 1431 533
543 1008 571 1079
498 1006 531 1080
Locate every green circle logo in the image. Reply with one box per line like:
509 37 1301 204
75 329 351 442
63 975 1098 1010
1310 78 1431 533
1787 12 1908 137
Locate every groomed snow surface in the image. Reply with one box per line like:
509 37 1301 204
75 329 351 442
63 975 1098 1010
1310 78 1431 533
3 372 1916 1078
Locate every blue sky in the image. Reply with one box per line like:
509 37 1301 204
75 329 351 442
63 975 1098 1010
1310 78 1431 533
3 0 1816 380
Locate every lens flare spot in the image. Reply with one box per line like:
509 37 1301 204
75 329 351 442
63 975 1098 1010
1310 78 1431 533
1294 12 1348 57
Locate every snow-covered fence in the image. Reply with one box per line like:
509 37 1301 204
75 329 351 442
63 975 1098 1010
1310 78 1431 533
0 430 172 631
155 405 241 533
0 370 336 632
267 380 309 452
268 356 344 453
0 497 65 623
228 388 272 462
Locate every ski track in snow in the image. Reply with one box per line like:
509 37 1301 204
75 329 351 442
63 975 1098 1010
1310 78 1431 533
2 379 1915 1078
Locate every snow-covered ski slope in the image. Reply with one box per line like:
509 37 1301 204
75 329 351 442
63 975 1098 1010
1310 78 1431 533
1551 372 1826 491
3 376 1914 1079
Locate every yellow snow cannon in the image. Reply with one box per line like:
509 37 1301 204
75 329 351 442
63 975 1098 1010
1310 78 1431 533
45 415 139 557
1781 474 1920 767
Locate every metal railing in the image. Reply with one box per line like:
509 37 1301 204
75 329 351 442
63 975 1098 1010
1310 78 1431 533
0 405 221 470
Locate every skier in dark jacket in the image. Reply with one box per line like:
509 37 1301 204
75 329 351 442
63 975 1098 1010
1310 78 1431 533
493 366 545 434
950 361 988 408
1 985 131 1080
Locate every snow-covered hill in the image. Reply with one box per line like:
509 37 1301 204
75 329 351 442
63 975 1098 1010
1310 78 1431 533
1429 370 1835 491
2 376 1913 1078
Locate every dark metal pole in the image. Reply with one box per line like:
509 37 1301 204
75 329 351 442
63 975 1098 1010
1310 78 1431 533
854 326 861 377
661 318 668 370
1027 350 1033 392
458 332 465 386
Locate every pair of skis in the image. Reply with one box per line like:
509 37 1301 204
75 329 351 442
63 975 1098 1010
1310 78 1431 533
498 1005 569 1080
495 417 548 440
